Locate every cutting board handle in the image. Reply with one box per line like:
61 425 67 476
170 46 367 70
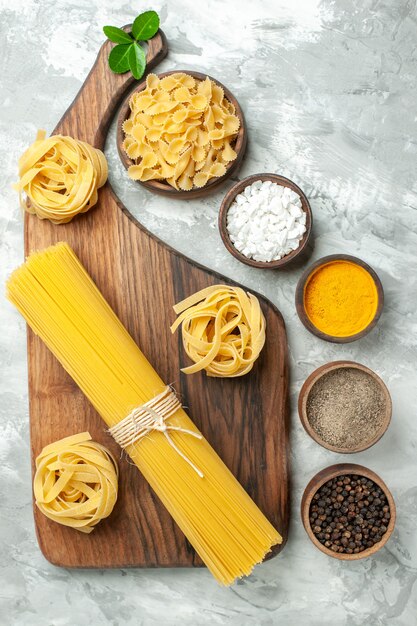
53 28 168 148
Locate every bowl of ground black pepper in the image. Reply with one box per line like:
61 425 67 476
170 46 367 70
298 361 392 453
301 464 396 559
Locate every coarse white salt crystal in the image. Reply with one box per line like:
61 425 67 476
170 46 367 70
289 203 303 218
260 215 269 229
286 216 296 230
225 179 307 263
288 227 301 240
251 229 264 243
269 197 283 211
275 230 288 247
270 205 284 217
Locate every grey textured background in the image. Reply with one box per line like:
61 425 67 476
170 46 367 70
1 1 417 624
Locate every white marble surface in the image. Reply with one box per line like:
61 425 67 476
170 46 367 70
1 0 417 624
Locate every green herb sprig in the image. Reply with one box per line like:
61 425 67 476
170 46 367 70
103 10 160 80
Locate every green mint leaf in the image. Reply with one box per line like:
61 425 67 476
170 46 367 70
129 42 146 80
131 10 160 41
103 26 133 44
108 44 132 74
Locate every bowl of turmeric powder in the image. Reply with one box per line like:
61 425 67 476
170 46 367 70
295 255 384 343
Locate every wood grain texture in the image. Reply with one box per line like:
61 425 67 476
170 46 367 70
24 30 290 568
117 70 247 198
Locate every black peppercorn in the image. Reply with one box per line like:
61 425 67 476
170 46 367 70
309 474 390 554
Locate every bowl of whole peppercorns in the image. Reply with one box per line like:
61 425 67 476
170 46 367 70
301 463 396 560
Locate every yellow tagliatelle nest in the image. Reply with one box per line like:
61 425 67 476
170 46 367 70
171 285 266 377
33 432 118 533
122 73 240 190
14 130 108 224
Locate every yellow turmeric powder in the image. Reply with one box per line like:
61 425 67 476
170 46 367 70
304 260 378 337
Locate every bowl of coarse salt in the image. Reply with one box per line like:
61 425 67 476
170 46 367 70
219 173 312 268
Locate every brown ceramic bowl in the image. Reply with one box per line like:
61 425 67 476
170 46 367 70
295 254 384 343
117 70 247 199
298 361 392 453
301 463 396 560
218 173 312 269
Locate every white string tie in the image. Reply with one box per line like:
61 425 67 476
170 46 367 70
109 386 203 478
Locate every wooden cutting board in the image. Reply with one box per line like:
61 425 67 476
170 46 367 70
24 30 290 568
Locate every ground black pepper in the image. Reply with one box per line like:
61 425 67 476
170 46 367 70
306 367 387 449
309 474 390 554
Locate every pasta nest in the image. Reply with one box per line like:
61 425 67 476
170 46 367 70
14 130 108 224
33 432 118 533
122 73 241 190
171 285 266 377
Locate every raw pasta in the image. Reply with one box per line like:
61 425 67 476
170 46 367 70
171 285 266 377
7 243 281 585
33 432 118 533
14 130 108 224
122 73 240 190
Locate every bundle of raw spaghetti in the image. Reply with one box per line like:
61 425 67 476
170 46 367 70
14 130 108 224
7 243 281 585
33 432 118 533
171 285 266 377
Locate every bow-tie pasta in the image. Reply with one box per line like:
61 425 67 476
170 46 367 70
122 73 240 190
